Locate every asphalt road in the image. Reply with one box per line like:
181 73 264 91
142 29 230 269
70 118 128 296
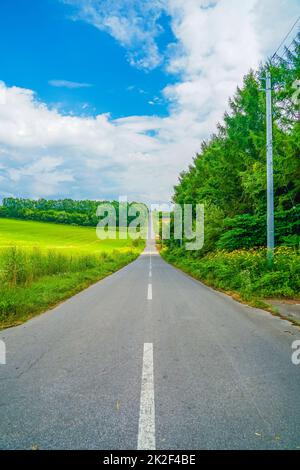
0 237 300 450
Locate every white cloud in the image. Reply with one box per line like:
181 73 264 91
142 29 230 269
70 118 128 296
162 0 261 138
252 0 300 58
0 1 299 203
49 79 92 89
7 157 74 197
63 0 167 70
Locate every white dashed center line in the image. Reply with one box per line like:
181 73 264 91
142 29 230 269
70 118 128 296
147 284 152 300
137 343 155 450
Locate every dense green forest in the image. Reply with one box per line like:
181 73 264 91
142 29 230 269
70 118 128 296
0 198 148 227
162 35 300 304
168 35 300 252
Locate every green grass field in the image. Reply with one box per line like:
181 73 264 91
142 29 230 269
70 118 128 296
0 218 145 329
0 218 140 254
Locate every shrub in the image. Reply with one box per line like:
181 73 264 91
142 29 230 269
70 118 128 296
162 246 300 300
217 206 300 251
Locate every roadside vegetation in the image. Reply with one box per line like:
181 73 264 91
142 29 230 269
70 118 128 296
162 36 300 306
0 219 145 329
162 247 300 305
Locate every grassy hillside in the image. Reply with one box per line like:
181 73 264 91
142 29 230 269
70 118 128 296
0 218 145 329
0 218 138 254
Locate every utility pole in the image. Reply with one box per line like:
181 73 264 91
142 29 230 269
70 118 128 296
265 68 275 265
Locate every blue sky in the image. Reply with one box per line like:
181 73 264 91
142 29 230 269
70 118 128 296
0 0 299 203
0 0 174 118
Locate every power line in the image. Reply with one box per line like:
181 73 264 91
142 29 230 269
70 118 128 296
271 34 298 67
271 15 300 61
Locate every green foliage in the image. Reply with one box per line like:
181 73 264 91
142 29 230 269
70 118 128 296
0 197 148 228
217 206 300 250
164 39 300 303
172 36 300 252
162 247 300 301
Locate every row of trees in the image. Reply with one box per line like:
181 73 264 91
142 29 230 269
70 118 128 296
170 34 300 253
0 198 147 227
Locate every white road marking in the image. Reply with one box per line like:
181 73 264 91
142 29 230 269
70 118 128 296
137 343 155 450
147 284 152 300
149 270 152 278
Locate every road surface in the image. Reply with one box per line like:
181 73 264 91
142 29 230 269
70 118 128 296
0 237 300 450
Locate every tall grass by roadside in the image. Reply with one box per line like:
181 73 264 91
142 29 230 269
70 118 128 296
161 246 300 301
0 247 139 329
0 247 113 287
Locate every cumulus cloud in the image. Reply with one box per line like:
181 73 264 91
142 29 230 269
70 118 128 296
63 0 167 70
252 0 300 58
1 1 299 202
0 81 167 200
